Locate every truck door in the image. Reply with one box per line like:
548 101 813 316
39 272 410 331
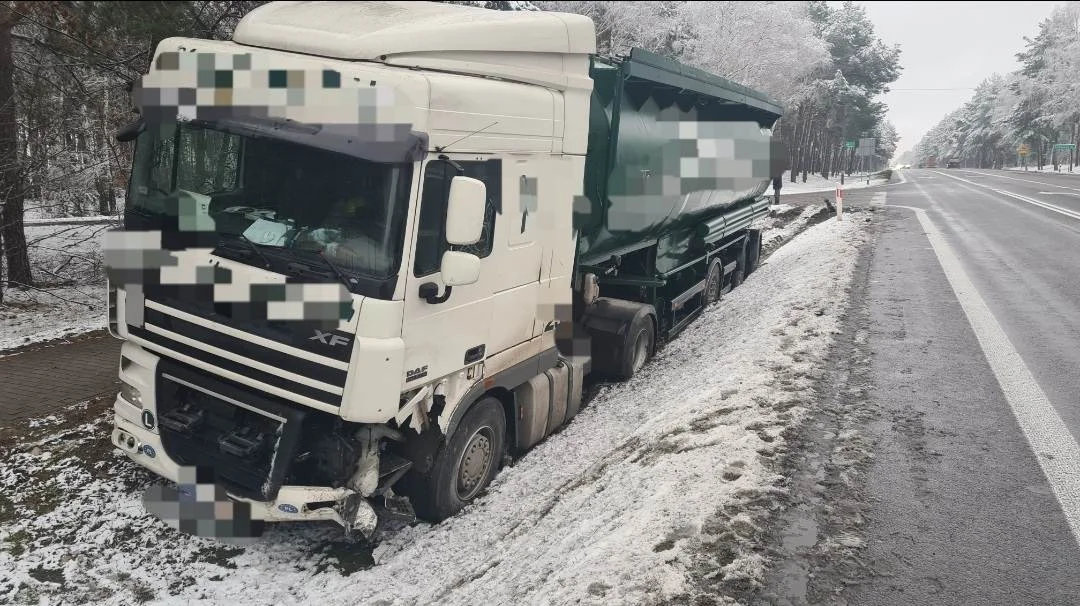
401 157 499 389
487 161 544 355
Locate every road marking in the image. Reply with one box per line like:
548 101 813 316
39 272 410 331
958 170 1080 193
932 171 1080 222
896 190 1080 549
1038 191 1080 196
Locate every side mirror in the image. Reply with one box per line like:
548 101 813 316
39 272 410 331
446 176 486 245
440 250 481 287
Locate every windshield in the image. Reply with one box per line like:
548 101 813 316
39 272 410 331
127 120 414 286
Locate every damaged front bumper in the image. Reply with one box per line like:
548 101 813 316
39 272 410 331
113 401 379 540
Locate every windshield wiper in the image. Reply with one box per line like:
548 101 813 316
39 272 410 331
218 234 272 269
317 251 355 290
280 248 355 291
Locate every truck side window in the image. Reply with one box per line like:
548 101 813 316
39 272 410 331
413 159 501 277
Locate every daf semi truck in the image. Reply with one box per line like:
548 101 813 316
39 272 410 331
107 0 784 537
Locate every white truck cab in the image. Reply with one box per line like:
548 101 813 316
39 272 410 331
109 1 597 536
107 1 781 538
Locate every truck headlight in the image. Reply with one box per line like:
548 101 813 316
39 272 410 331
120 382 142 407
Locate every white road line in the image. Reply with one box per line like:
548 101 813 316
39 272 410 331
895 189 1080 549
1038 192 1080 196
959 170 1080 193
932 171 1080 222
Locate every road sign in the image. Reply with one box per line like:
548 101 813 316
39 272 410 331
1053 143 1076 150
857 137 875 157
1018 143 1031 156
844 141 856 149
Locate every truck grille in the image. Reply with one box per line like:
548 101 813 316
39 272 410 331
127 300 347 408
155 360 308 502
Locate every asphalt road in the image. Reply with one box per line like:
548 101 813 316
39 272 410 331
759 169 1080 605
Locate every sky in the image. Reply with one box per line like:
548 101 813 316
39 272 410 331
860 1 1062 157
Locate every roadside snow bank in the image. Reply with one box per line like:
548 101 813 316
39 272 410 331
759 204 829 253
1006 166 1079 175
776 170 888 194
0 214 871 606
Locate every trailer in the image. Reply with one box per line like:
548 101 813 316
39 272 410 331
106 0 783 538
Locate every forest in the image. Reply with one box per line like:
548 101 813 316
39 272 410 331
912 1 1080 170
0 0 901 304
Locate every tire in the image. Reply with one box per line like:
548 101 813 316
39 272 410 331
617 313 655 380
731 243 747 288
406 397 506 523
704 259 723 305
745 229 763 277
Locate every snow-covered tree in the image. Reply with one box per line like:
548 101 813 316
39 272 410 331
914 1 1080 169
539 0 901 179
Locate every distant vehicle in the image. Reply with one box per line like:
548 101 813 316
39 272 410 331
946 159 961 168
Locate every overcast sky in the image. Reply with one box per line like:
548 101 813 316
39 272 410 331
860 1 1061 157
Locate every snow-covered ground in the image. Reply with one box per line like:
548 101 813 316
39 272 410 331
756 203 829 253
1005 165 1079 175
776 170 890 195
0 222 110 352
0 210 872 606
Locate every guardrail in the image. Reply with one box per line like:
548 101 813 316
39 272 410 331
25 216 120 227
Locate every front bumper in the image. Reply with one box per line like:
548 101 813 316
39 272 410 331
113 399 372 532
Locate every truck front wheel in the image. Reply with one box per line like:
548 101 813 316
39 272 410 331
406 397 506 523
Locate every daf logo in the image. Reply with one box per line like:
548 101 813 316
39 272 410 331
310 329 351 347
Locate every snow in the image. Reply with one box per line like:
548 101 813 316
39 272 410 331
0 211 872 605
1006 166 1079 175
0 223 109 352
776 170 890 194
758 204 828 252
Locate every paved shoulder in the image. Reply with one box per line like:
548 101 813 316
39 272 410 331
839 205 1080 605
756 191 1080 606
0 332 121 425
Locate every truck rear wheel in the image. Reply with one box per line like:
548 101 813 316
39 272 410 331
405 397 506 523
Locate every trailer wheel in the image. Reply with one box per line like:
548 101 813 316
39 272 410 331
621 313 655 379
731 244 747 288
405 397 506 523
745 229 763 277
705 259 723 305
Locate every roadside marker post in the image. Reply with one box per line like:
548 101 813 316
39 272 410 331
836 184 844 221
